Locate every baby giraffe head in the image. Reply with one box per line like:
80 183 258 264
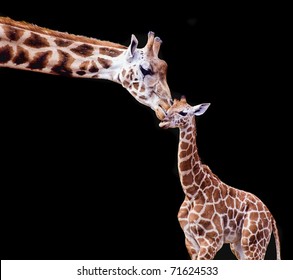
159 96 210 129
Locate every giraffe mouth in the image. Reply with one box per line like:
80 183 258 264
155 97 172 120
159 121 170 129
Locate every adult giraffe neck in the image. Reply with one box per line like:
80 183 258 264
0 17 127 79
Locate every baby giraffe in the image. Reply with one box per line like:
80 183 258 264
159 96 281 260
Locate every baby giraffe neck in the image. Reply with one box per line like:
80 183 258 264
178 118 204 197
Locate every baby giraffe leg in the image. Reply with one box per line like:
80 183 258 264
185 238 198 260
196 239 218 260
241 218 272 260
230 241 245 259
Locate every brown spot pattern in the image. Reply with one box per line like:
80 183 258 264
212 188 220 201
235 198 241 209
196 225 205 236
229 188 236 197
182 174 193 186
249 223 258 233
235 212 244 222
180 141 189 150
212 213 221 227
179 159 192 171
23 32 49 48
249 212 259 221
139 85 145 92
0 45 13 63
181 145 193 159
132 82 139 90
228 220 236 230
194 204 204 213
3 26 24 41
201 204 214 219
197 237 208 246
98 57 112 69
186 133 192 140
214 201 226 213
178 208 188 220
259 212 267 221
123 80 130 88
210 176 219 186
27 51 52 69
89 61 99 73
12 46 29 65
249 234 256 244
54 39 72 47
186 185 198 195
194 170 205 183
228 209 234 219
206 231 218 239
179 220 188 228
195 191 206 205
205 186 213 198
79 61 89 71
76 71 86 76
226 196 234 208
51 50 73 76
99 47 123 57
189 212 199 222
257 201 264 211
199 219 214 230
71 44 94 57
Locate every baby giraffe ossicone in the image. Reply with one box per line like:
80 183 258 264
159 96 281 260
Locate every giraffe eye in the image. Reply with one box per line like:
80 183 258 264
179 111 187 116
140 65 154 76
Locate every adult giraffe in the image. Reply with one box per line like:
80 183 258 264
0 16 172 120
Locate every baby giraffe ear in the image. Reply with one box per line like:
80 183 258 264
192 103 211 116
126 34 138 62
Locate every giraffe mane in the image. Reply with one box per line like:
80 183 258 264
0 16 127 49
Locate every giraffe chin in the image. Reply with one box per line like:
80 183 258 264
158 121 170 129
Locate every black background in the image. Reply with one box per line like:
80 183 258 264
1 3 290 260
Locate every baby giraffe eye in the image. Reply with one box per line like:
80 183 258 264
140 65 154 76
179 111 187 116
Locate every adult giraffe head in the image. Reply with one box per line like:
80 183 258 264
119 31 172 120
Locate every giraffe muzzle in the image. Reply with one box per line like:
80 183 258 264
158 119 170 129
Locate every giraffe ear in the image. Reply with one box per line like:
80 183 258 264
192 103 211 116
126 34 138 62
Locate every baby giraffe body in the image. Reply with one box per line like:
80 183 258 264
159 96 281 260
